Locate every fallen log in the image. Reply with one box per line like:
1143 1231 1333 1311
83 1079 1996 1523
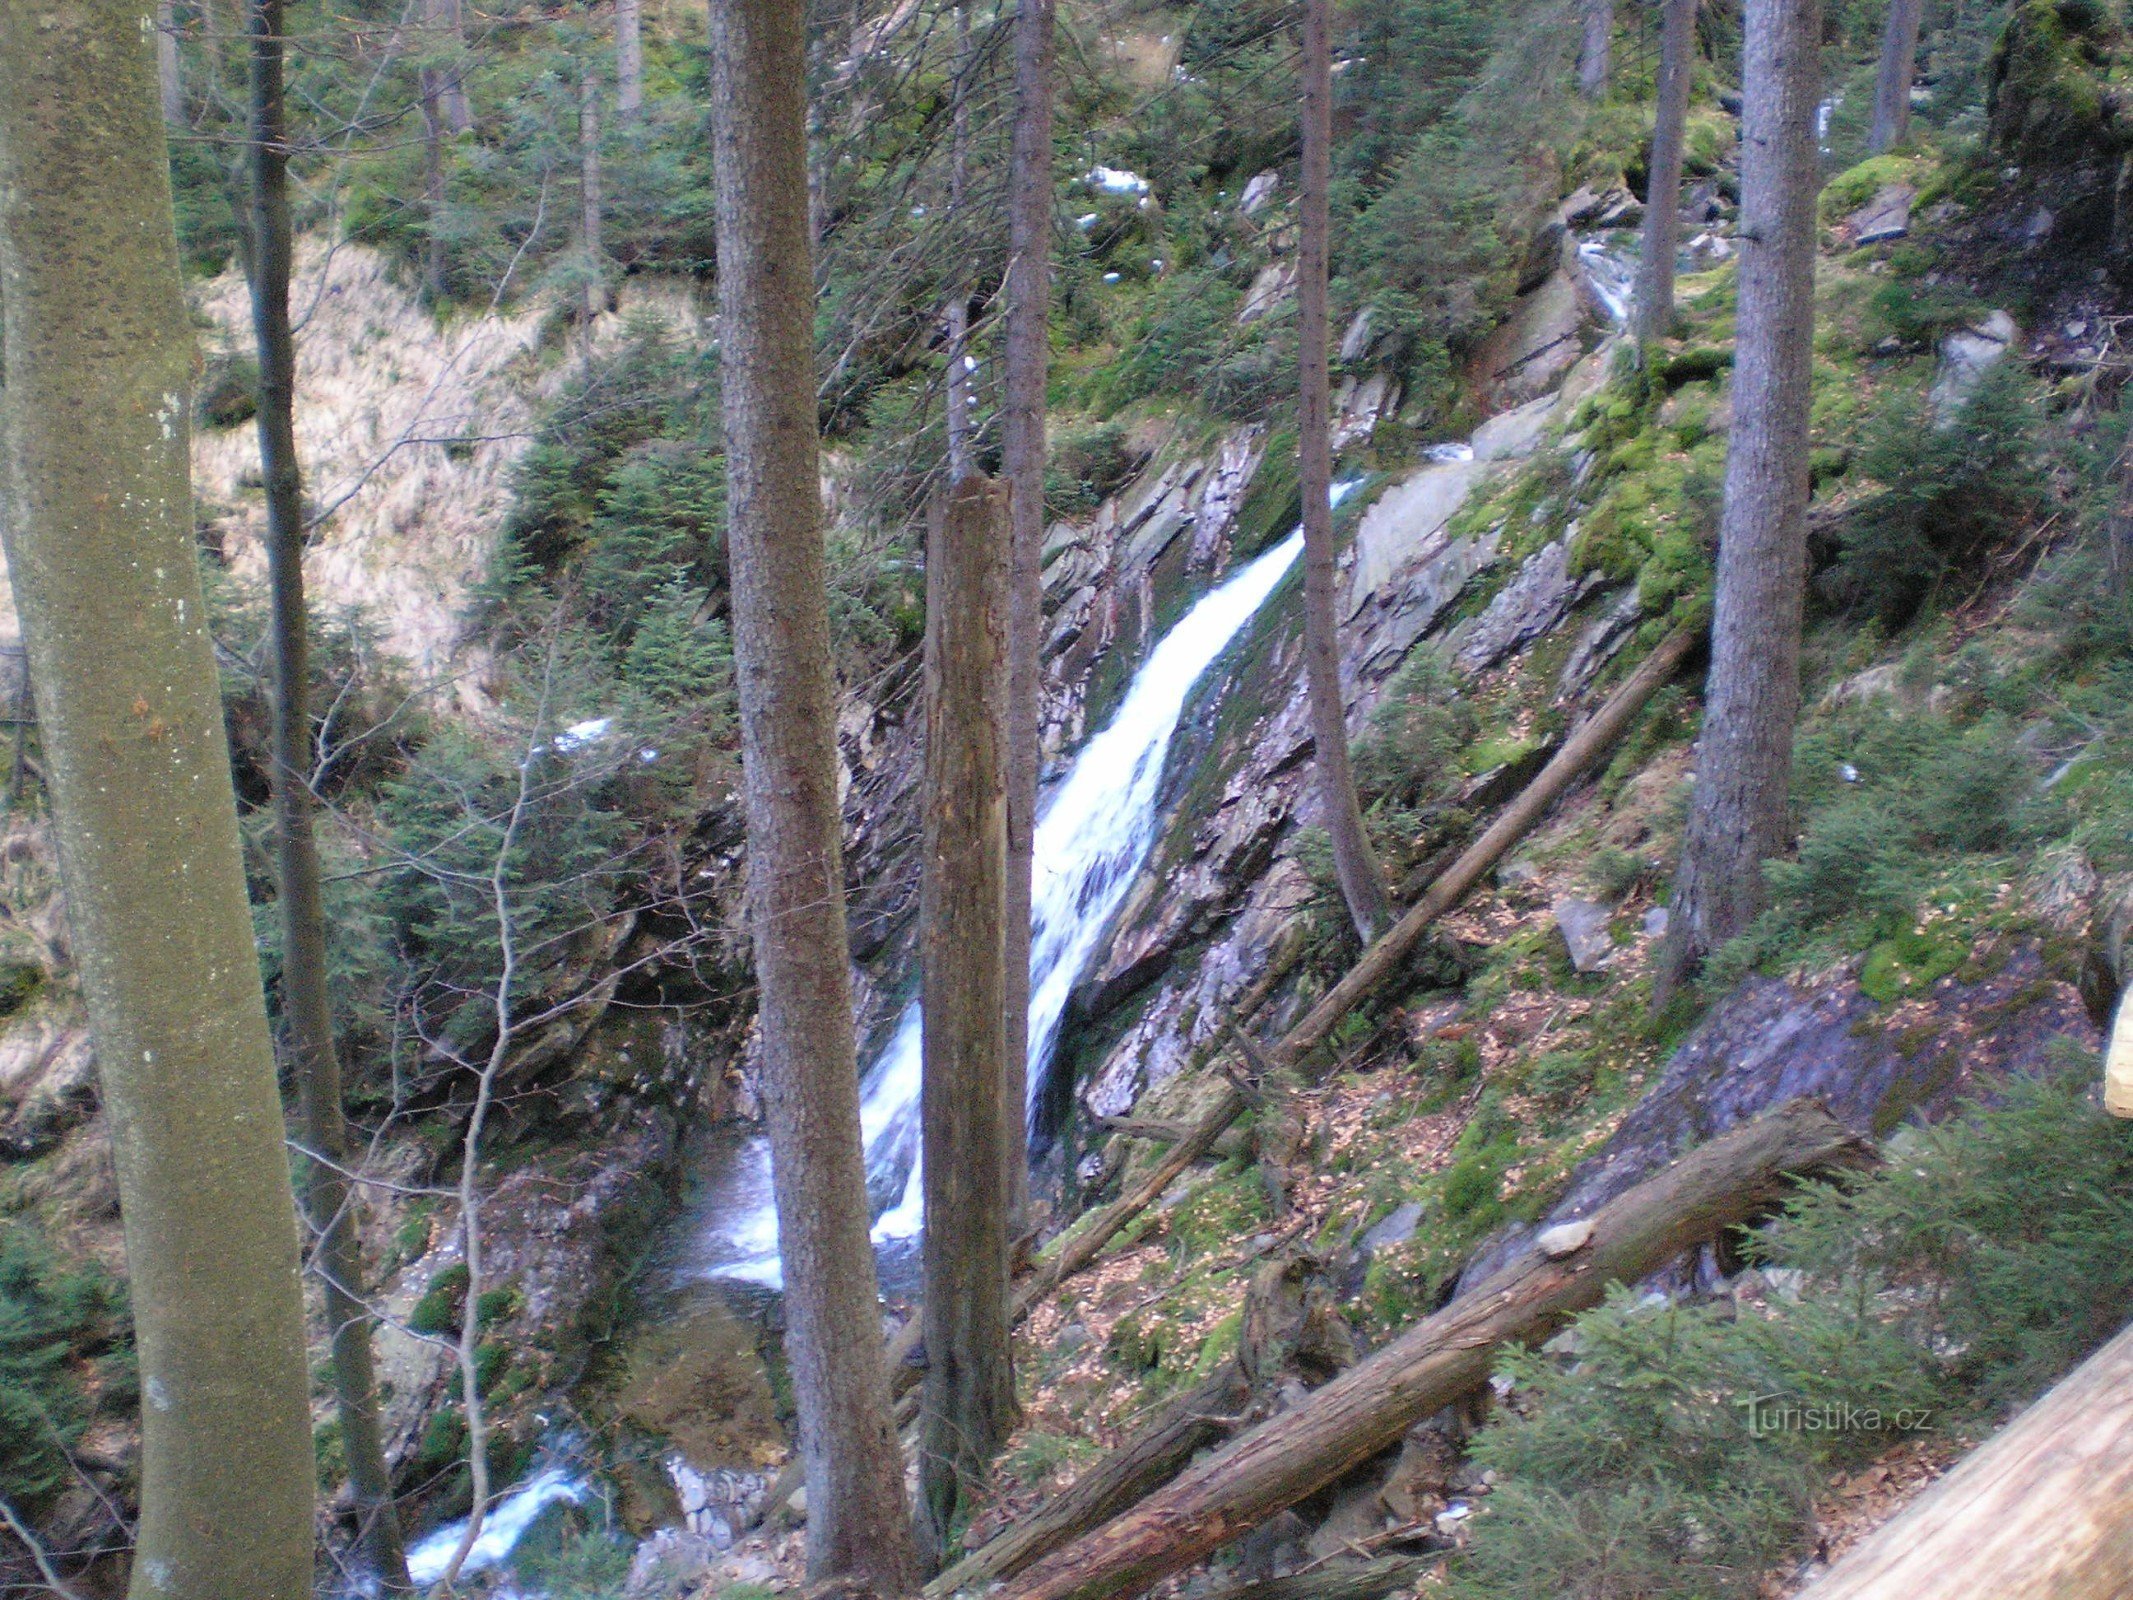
1277 623 1699 1071
989 1099 1871 1600
1197 1555 1434 1600
932 1253 1355 1595
1796 1316 2133 1600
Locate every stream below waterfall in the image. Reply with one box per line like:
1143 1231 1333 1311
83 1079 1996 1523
689 490 1354 1289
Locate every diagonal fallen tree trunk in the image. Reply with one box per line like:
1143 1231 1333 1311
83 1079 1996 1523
1795 1315 2133 1600
984 1099 1872 1600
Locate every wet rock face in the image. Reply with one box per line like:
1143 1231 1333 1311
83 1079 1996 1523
1460 943 2098 1288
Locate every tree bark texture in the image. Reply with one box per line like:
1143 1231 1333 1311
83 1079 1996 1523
246 0 410 1586
0 11 316 1597
942 0 975 484
615 0 642 118
918 476 1019 1560
1299 0 1390 946
993 1102 1872 1600
1579 0 1612 98
1633 0 1698 344
1796 1316 2133 1599
1868 0 1924 153
579 61 607 320
703 0 919 1585
1000 0 1055 1224
157 0 183 124
435 0 471 131
1654 0 1820 1004
419 49 448 303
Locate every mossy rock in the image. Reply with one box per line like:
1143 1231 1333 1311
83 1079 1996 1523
1861 929 1968 1004
1988 0 2123 162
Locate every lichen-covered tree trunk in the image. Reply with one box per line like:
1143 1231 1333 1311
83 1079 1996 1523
1868 0 1924 153
157 0 184 123
1578 0 1612 99
615 0 642 118
1299 0 1390 945
703 0 919 1586
0 10 316 1598
579 59 607 320
942 0 975 483
246 0 411 1585
1654 0 1822 1003
1000 0 1055 1223
1633 0 1699 344
917 477 1018 1565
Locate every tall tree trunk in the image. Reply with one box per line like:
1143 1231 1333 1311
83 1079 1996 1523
943 0 974 483
158 0 184 125
1000 0 1054 1224
916 477 1019 1565
615 0 642 119
437 0 472 131
579 61 607 321
1633 0 1698 343
703 0 921 1587
419 53 448 303
1579 0 1612 99
0 13 316 1599
1653 0 1822 1004
1868 0 1924 153
1299 0 1390 946
245 3 412 1588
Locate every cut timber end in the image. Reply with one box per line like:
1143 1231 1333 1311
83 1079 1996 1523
2105 992 2133 1118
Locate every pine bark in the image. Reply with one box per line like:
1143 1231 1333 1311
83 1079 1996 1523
419 45 448 303
1633 0 1699 344
579 62 608 321
157 0 184 125
1654 0 1821 1003
993 1103 1872 1600
917 477 1019 1563
1868 0 1924 154
942 1 975 484
1579 0 1613 99
1000 0 1055 1222
1299 0 1390 946
1796 1316 2133 1600
0 12 316 1598
703 0 920 1586
615 0 643 119
436 0 472 131
246 1 411 1587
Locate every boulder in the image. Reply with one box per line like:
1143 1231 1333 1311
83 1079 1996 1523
624 1529 715 1599
1846 182 1915 244
1551 897 1616 973
1930 310 2017 423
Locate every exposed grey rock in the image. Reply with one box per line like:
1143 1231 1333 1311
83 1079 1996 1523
1642 905 1670 939
1552 897 1616 973
1361 530 1501 672
1239 170 1280 215
625 1529 715 1599
1338 306 1379 364
1451 539 1598 674
1468 268 1593 412
1239 258 1296 323
1931 310 2017 424
1555 586 1641 700
1470 393 1556 461
1846 182 1914 244
1360 1200 1425 1257
1332 370 1401 451
1343 459 1487 618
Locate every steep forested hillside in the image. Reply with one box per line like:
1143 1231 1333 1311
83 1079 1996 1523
7 0 2133 1596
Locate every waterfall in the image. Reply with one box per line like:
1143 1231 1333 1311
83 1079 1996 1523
699 492 1350 1286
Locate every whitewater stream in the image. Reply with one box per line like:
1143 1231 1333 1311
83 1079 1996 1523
695 492 1352 1288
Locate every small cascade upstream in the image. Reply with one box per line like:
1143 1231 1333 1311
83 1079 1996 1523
696 493 1353 1287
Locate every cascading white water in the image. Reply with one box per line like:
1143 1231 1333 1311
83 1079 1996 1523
699 493 1352 1286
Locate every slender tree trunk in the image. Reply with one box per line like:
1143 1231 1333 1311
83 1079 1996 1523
419 52 448 303
579 62 607 321
1868 0 1924 153
943 0 974 483
1299 0 1390 946
1653 0 1821 1004
438 0 472 131
916 477 1018 1565
1579 0 1612 99
1000 0 1054 1224
615 0 642 119
245 4 412 1588
0 14 315 1598
703 0 920 1587
158 0 184 125
1634 0 1698 343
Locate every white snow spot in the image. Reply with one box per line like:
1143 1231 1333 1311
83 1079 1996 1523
1086 165 1150 195
554 717 614 752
